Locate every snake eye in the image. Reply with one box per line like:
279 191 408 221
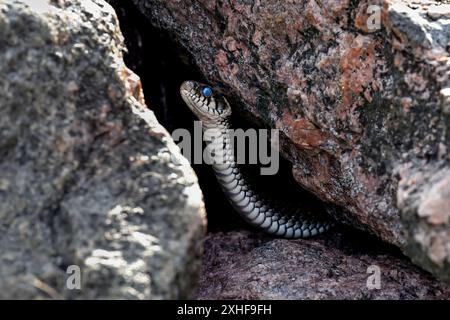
202 87 212 98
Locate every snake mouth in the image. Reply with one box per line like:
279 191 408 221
180 80 231 120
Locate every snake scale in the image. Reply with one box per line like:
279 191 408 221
180 80 333 238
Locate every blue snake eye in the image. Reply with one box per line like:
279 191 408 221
202 87 212 98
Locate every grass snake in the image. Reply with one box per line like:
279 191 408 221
180 80 333 238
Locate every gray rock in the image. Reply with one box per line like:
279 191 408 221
0 0 205 299
129 0 450 283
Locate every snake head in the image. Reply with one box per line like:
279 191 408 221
180 81 232 120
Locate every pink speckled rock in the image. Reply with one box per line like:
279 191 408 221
129 0 450 282
198 231 450 299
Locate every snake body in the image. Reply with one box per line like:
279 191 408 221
180 80 333 238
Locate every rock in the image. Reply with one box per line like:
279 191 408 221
398 165 450 283
427 4 450 20
129 0 450 282
199 230 450 299
0 0 205 299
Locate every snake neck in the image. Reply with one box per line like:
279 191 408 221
201 117 233 168
199 117 333 239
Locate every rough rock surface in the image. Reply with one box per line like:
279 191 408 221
131 0 450 282
0 0 205 299
199 230 450 299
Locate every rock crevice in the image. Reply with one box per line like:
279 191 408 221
128 0 450 283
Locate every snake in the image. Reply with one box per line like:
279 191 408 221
180 80 333 238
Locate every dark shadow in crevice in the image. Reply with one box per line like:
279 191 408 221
108 0 244 232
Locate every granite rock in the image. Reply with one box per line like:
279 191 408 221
0 0 205 299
